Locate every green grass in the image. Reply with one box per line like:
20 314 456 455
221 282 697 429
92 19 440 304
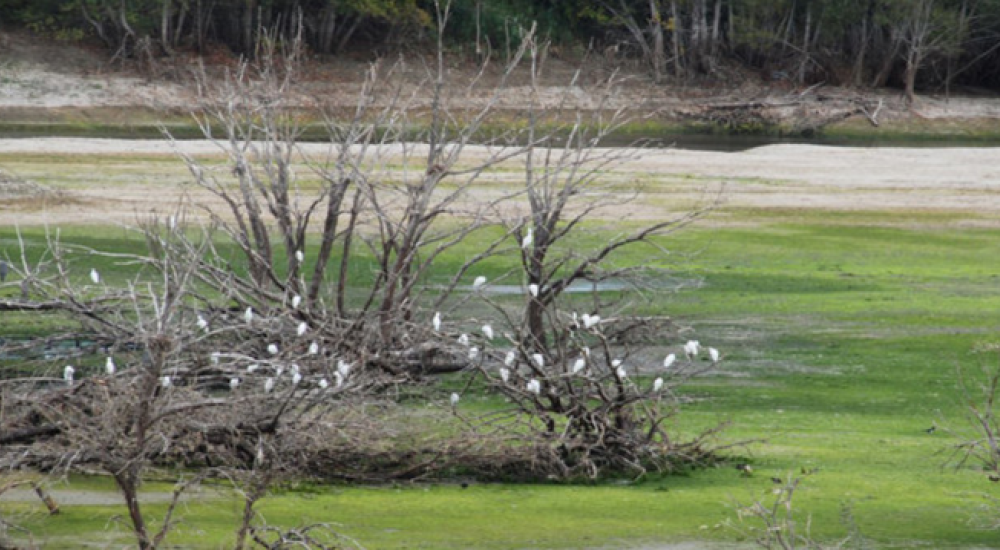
7 200 1000 547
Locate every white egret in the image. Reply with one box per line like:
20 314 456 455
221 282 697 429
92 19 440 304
230 378 240 390
275 366 284 378
473 276 487 288
468 346 479 360
572 357 586 374
531 353 545 367
264 377 275 393
616 365 627 379
105 357 116 376
318 378 329 389
458 333 470 346
267 343 279 355
337 359 351 378
334 372 344 387
247 363 259 373
292 372 302 385
89 268 100 284
504 350 517 367
450 392 460 407
295 249 305 263
521 227 533 249
684 340 700 359
308 341 320 355
244 307 253 324
482 324 494 340
528 284 539 297
581 314 601 329
653 377 664 392
291 294 302 309
433 312 442 332
160 375 172 388
526 379 541 395
663 353 676 368
297 322 308 337
611 358 623 368
63 365 75 383
500 368 510 383
197 315 209 331
709 347 720 362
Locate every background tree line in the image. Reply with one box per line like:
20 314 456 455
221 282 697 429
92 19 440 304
1 1 999 95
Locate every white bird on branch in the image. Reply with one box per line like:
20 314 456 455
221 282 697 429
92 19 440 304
230 378 240 390
450 392 460 407
292 372 302 385
268 343 279 355
89 268 100 284
611 358 622 368
291 295 302 309
684 340 700 359
531 353 545 368
526 379 541 395
264 377 275 393
528 284 539 298
581 314 601 329
297 322 308 337
653 377 664 392
709 347 720 362
334 372 344 387
295 249 305 264
105 357 116 376
504 350 517 367
197 315 209 331
160 376 172 388
663 353 676 368
337 359 351 378
244 307 254 324
433 312 442 332
615 365 627 379
521 227 533 250
458 333 470 346
319 378 329 389
63 365 74 383
500 367 510 383
308 341 319 355
572 357 586 374
473 276 487 289
468 347 479 360
482 324 494 340
247 363 259 373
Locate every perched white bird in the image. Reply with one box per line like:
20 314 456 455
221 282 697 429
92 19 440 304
319 378 329 389
572 357 586 374
500 367 510 383
526 379 541 395
337 359 351 378
230 378 240 390
473 276 487 288
247 363 259 373
684 340 701 359
63 365 75 383
504 350 517 367
653 377 664 392
521 227 533 249
244 307 254 324
611 358 623 368
458 333 470 346
663 353 676 368
291 295 302 309
160 375 172 388
528 284 539 298
468 347 479 360
275 366 284 378
450 392 460 406
89 268 100 284
582 346 591 357
197 315 209 331
581 314 601 329
264 377 275 393
297 322 308 337
482 324 494 340
709 347 720 362
211 352 220 364
290 363 300 375
308 341 320 355
334 372 344 387
433 312 442 332
531 353 545 368
105 357 116 376
292 372 302 385
295 249 305 263
616 365 627 379
267 343 279 355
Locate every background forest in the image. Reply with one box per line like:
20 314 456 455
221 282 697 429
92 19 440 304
2 0 1000 101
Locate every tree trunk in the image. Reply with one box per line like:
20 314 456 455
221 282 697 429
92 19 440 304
648 0 665 82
